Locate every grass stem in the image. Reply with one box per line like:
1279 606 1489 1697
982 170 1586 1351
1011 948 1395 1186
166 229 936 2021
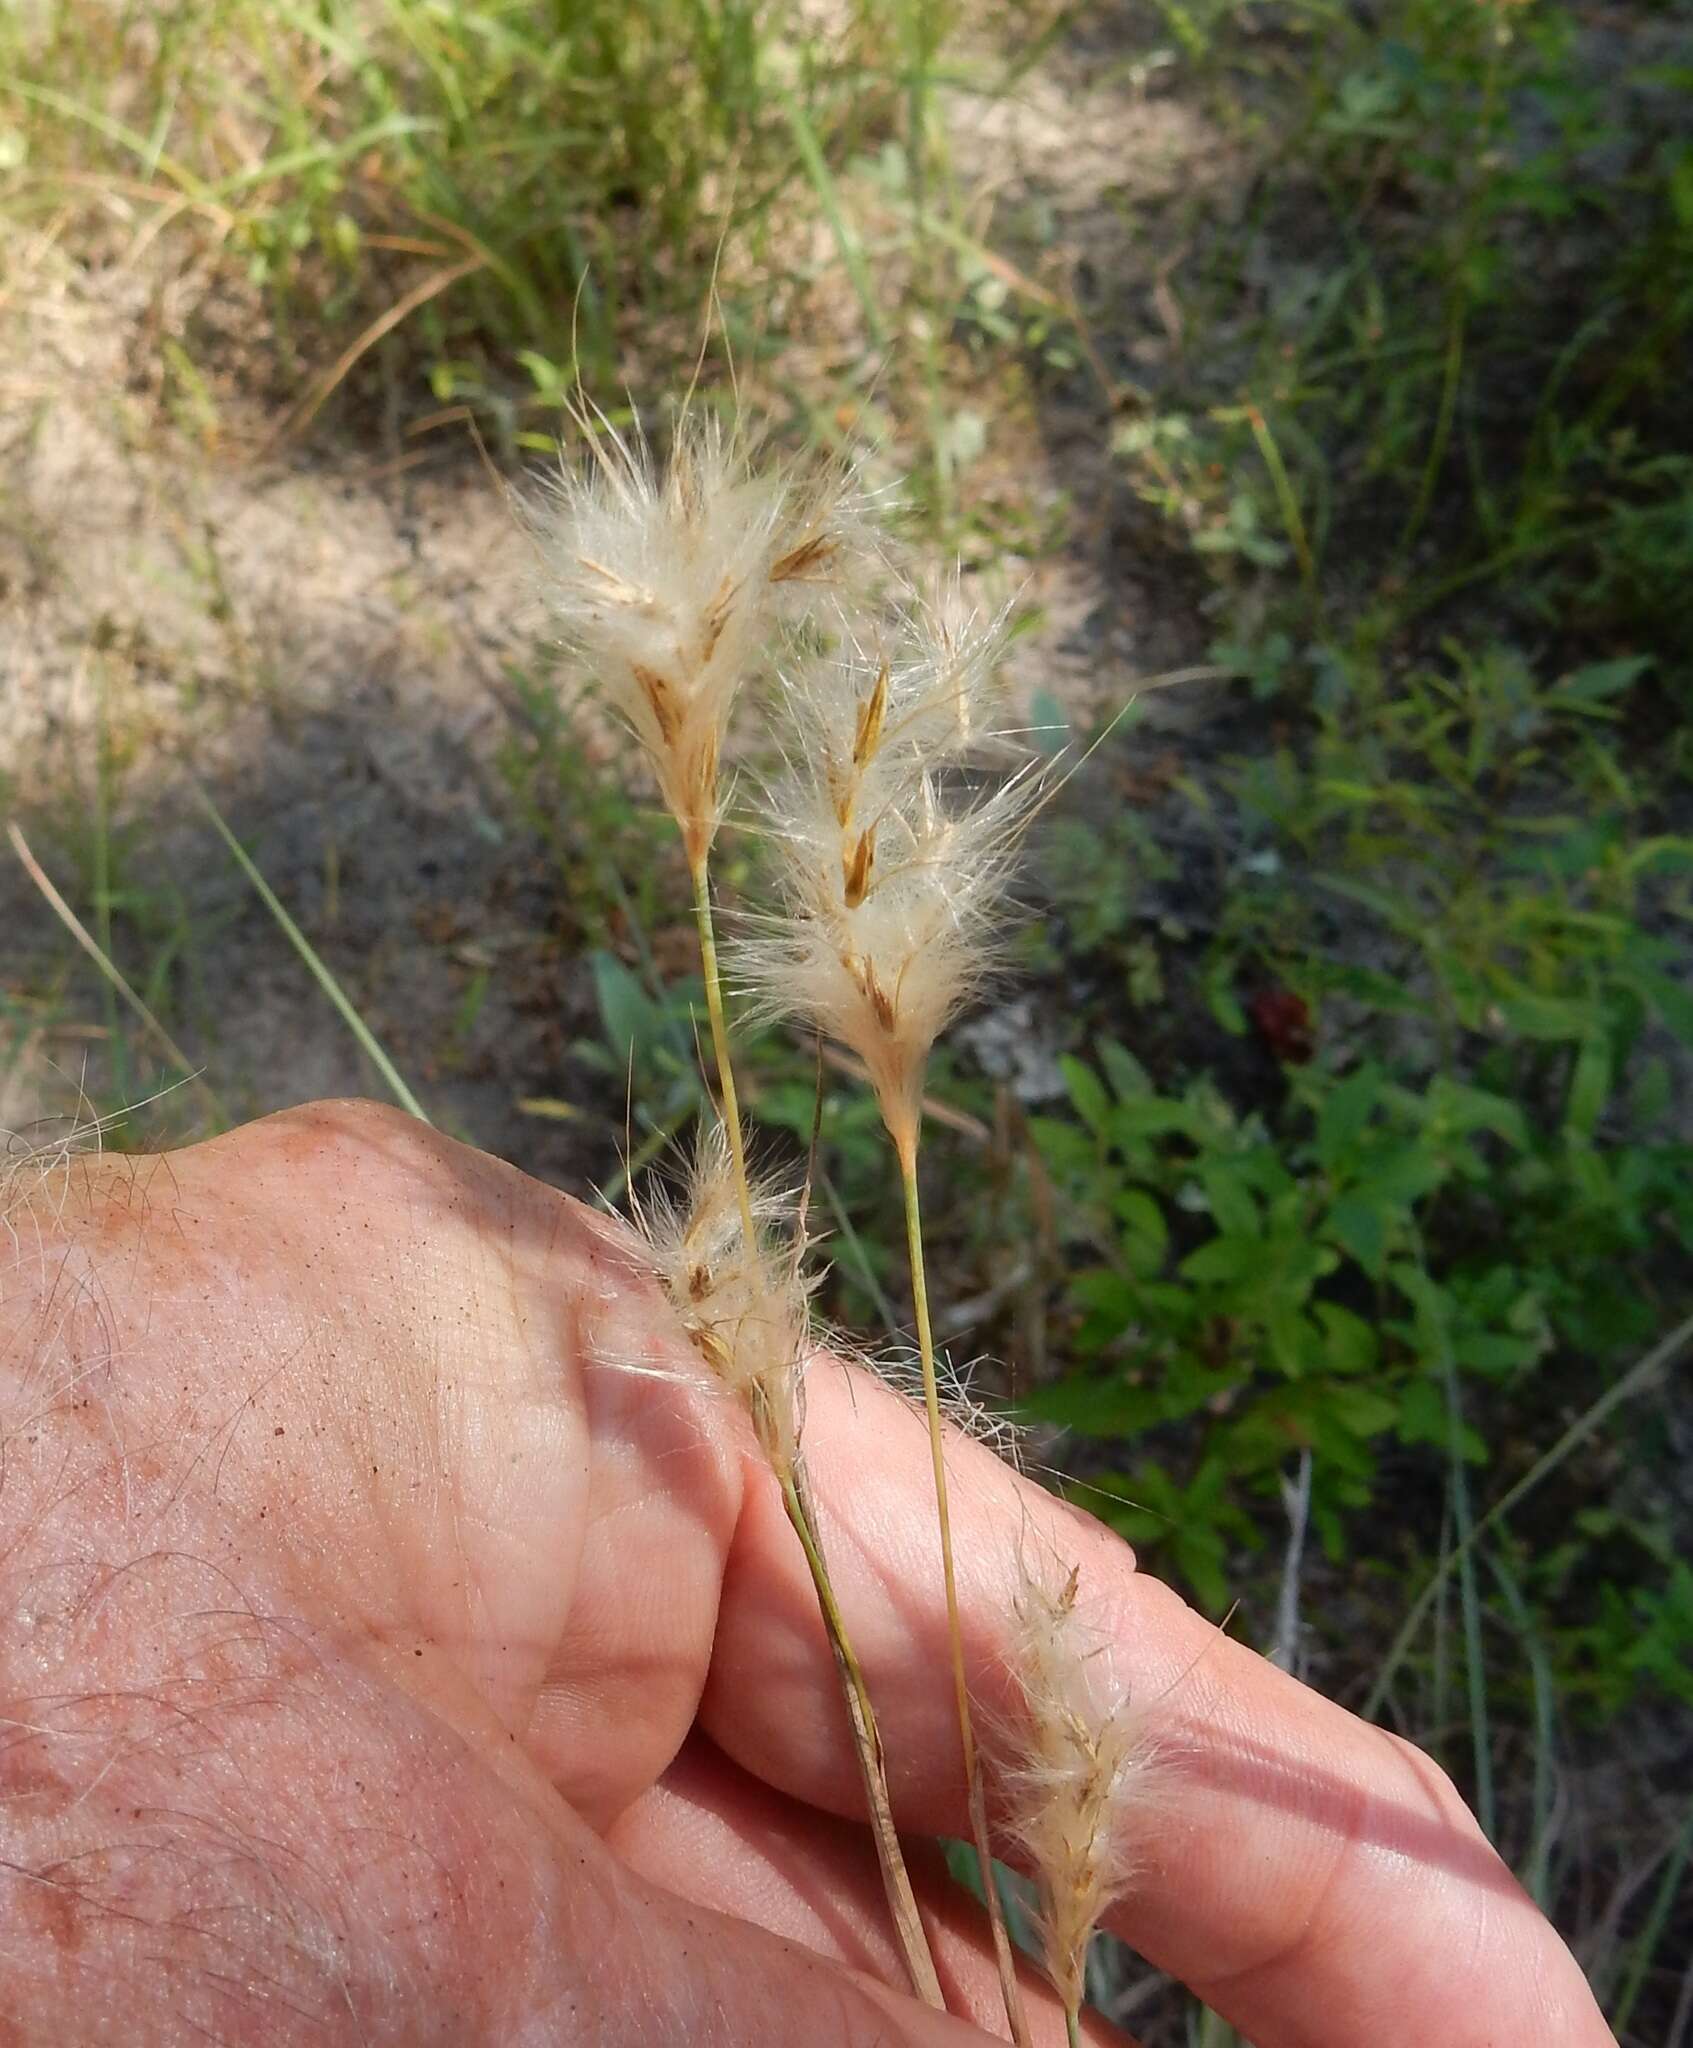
898 1130 1032 2048
780 1447 945 2011
690 859 944 2010
689 856 758 1250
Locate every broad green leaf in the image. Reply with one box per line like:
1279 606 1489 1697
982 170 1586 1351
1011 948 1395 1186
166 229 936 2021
1315 1063 1382 1169
1201 1163 1261 1238
591 949 652 1059
1326 1193 1388 1275
1316 1301 1380 1375
1113 1188 1170 1275
1099 1038 1152 1100
1061 1054 1112 1135
1178 1233 1264 1284
1565 1032 1614 1143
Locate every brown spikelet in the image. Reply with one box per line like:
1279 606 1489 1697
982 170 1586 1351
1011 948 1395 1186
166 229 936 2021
578 556 655 610
853 661 890 769
700 576 739 663
633 664 682 746
842 828 877 908
848 956 898 1034
770 532 836 584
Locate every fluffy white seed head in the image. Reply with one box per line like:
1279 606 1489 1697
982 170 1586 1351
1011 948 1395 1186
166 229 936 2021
631 1120 814 1476
532 408 870 867
789 586 1018 835
738 603 1040 1149
1000 1562 1160 2016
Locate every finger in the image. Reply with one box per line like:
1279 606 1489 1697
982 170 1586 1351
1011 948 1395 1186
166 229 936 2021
702 1357 1610 2048
607 1734 1135 2045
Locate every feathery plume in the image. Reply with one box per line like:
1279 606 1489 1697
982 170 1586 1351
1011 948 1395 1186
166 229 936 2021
1001 1563 1160 2029
739 596 1040 1149
531 407 870 867
632 1120 813 1476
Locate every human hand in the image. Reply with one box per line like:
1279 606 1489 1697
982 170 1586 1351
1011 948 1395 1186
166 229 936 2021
0 1102 1610 2044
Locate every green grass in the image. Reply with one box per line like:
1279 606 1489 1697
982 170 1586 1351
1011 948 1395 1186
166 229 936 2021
2 0 921 444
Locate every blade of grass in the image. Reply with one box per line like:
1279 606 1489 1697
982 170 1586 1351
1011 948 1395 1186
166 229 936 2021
1609 1795 1693 2040
1443 1355 1493 1841
273 254 484 444
1483 1548 1558 1911
1242 402 1318 603
816 1164 900 1333
194 787 430 1124
90 674 130 1108
1 78 209 198
7 824 226 1125
1365 1309 1693 1721
775 84 890 355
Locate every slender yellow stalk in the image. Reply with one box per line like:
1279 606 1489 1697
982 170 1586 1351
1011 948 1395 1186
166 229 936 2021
782 1446 946 2011
1066 2007 1083 2048
898 1128 1032 2048
692 867 944 2012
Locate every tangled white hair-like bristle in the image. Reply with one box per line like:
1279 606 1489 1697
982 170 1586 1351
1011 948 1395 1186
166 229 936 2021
874 1342 1028 1470
1000 1560 1161 2020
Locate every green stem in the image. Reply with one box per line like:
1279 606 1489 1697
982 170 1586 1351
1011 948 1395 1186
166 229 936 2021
689 857 757 1249
898 1136 1032 2048
1065 2005 1083 2048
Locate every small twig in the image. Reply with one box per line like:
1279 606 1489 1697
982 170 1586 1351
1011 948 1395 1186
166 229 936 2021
938 1258 1033 1340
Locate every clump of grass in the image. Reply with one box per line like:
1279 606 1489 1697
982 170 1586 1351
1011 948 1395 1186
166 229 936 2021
0 0 907 434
